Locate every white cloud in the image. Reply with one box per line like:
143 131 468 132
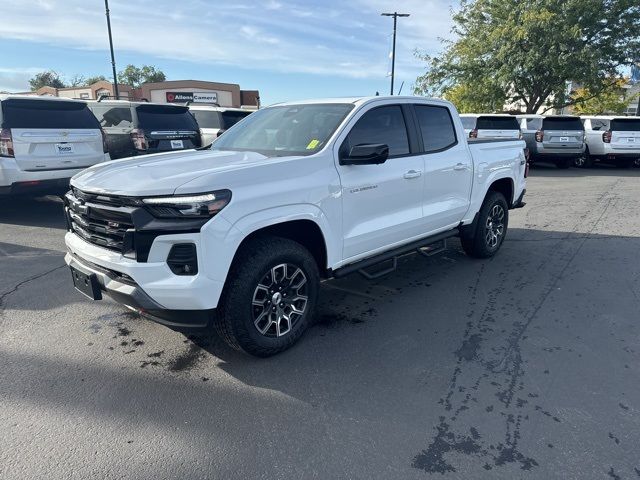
0 67 45 92
0 0 457 83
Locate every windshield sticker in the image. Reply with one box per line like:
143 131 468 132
306 139 320 150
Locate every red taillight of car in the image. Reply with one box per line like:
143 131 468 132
602 130 612 143
469 129 478 139
100 129 109 154
0 128 14 158
535 130 544 143
130 129 148 151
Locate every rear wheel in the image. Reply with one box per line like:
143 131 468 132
574 149 593 168
461 191 509 259
634 158 640 168
216 236 319 357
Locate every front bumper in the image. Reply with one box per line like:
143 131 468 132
65 231 225 310
65 250 213 330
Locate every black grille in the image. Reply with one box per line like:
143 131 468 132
65 189 136 254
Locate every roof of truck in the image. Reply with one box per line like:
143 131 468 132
272 96 448 107
0 94 87 103
580 115 640 120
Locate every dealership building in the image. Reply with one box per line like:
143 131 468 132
13 79 261 109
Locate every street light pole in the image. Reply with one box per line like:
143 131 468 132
104 0 119 99
382 12 409 95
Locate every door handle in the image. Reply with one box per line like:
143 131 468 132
403 170 422 179
453 163 468 171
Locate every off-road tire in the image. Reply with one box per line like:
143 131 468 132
215 235 319 357
461 191 509 259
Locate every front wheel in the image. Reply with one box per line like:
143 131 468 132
461 191 509 259
216 236 319 357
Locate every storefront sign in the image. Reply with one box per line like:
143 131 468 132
165 91 218 104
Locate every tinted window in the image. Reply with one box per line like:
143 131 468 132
414 105 457 152
89 105 133 128
213 104 353 157
525 118 542 130
221 111 252 129
1 99 100 129
476 116 520 130
542 117 583 131
343 105 409 157
190 110 221 129
611 119 640 132
460 117 476 129
136 105 199 131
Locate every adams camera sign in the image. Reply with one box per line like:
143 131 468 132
165 92 218 104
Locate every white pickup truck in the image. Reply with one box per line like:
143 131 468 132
63 96 527 356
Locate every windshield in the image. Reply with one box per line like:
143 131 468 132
136 105 199 131
1 99 100 129
212 103 354 157
476 116 520 130
543 117 584 131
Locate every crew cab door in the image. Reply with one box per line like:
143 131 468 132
412 103 473 230
335 104 426 260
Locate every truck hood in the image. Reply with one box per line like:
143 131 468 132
70 149 271 196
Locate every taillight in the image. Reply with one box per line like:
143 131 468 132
0 128 14 158
130 129 148 151
101 129 109 154
469 129 478 139
535 130 544 142
602 130 612 143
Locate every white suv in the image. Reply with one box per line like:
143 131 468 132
579 116 640 168
459 114 521 139
0 95 109 195
188 106 253 145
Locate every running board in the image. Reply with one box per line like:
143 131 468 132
332 230 458 279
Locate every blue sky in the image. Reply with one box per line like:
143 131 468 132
0 0 458 105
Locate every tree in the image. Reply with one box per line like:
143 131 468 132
84 75 108 85
29 70 66 91
117 65 166 88
68 74 86 87
414 0 640 113
572 78 637 115
443 81 507 113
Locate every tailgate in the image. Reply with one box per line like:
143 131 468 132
11 128 104 171
477 129 520 139
542 129 583 149
146 130 201 151
611 119 640 150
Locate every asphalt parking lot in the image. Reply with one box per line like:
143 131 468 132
1 166 639 480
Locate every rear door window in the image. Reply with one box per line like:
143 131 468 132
525 118 542 130
343 105 410 157
611 119 640 131
1 99 100 129
190 110 221 129
542 117 584 131
414 105 457 152
89 105 133 128
460 117 476 130
588 119 609 131
136 105 199 131
476 116 520 130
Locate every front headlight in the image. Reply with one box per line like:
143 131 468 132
141 189 231 218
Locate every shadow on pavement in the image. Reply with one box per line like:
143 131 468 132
0 195 66 229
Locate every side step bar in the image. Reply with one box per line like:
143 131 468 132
332 229 459 279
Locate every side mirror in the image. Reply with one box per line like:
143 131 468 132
341 143 389 165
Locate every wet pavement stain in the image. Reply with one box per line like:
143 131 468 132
167 343 205 372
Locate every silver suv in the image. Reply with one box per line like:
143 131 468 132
518 115 585 169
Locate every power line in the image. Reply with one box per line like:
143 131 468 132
381 12 410 96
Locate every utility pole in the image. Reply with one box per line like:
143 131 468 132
104 0 119 99
381 12 409 96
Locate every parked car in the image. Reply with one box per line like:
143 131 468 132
0 95 109 195
460 114 521 139
188 105 253 146
578 116 640 168
86 100 202 160
517 114 585 169
64 96 527 356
